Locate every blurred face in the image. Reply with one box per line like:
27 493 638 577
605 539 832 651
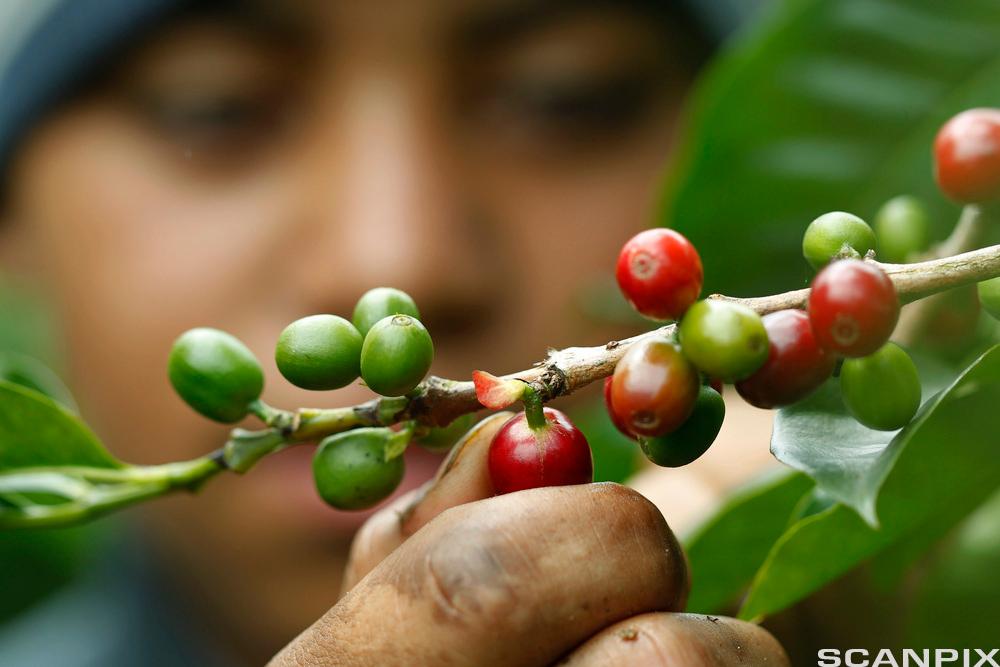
2 0 696 659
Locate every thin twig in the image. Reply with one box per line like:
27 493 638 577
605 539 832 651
277 243 1000 437
894 205 992 344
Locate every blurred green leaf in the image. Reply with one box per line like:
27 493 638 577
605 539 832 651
662 0 1000 296
0 279 58 364
0 353 76 412
739 344 1000 620
0 526 105 622
906 488 1000 648
0 381 119 471
771 350 953 525
569 398 641 484
683 469 813 613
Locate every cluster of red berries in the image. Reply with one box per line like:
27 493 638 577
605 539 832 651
607 216 921 467
598 104 1000 463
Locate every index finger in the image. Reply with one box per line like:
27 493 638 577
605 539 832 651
341 412 513 593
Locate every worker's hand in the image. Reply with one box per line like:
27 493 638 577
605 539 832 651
270 413 789 666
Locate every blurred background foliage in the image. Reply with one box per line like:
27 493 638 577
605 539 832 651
658 0 1000 653
0 280 111 625
663 0 1000 296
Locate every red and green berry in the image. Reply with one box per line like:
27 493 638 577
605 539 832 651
736 309 836 409
610 337 700 437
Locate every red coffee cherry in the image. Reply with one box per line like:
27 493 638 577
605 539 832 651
736 310 836 409
487 408 593 494
610 338 700 437
603 377 637 439
808 260 899 358
616 228 703 321
934 108 1000 203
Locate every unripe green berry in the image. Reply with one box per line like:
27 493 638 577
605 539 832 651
977 276 1000 320
168 328 264 423
639 385 725 467
679 300 769 382
352 287 421 337
275 315 363 390
802 211 877 270
360 315 434 396
873 195 930 263
840 342 921 431
312 428 405 510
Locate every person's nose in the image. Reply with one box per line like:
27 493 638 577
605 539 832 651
290 73 502 341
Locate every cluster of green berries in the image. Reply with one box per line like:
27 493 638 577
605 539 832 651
167 287 455 511
277 287 432 396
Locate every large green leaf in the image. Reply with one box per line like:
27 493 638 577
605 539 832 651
905 488 1000 648
0 380 119 470
771 351 953 525
683 469 813 613
661 0 1000 296
739 345 1000 620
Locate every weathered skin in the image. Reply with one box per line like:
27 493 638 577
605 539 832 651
269 414 790 667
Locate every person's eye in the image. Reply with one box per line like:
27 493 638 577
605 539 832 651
469 65 671 155
129 87 292 159
496 71 660 136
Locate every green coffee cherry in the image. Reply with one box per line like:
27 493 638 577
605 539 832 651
360 315 434 396
352 287 421 337
639 385 725 467
977 276 1000 320
168 328 264 423
802 211 877 270
275 315 363 390
873 195 930 263
678 300 769 382
417 413 476 452
840 342 921 431
312 428 406 510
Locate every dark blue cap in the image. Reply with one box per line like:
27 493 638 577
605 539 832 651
0 0 760 172
0 0 180 169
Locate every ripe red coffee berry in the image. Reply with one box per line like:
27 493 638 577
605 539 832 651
616 228 703 321
610 338 700 437
808 259 899 358
603 377 636 439
934 108 1000 203
736 310 836 409
488 406 593 494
